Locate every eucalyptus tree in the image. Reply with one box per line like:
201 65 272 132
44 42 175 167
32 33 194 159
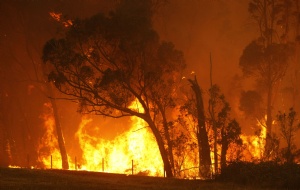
215 97 241 173
208 85 242 173
240 0 297 159
187 77 211 178
43 0 185 177
276 107 300 163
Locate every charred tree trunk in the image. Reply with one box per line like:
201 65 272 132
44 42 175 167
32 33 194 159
220 128 228 174
209 54 218 174
144 115 173 178
47 83 69 170
157 103 175 175
188 77 211 178
42 56 69 169
162 115 175 175
265 67 273 160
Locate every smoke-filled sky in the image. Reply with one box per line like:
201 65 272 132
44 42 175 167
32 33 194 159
156 0 256 85
0 0 299 167
154 0 259 133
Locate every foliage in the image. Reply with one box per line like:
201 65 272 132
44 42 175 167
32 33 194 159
207 84 242 174
239 40 293 82
276 107 300 163
43 0 185 118
241 0 298 160
42 0 185 177
208 85 242 147
172 131 198 177
249 0 300 42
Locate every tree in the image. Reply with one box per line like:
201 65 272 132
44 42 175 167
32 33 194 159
0 0 71 169
216 100 241 173
241 0 296 159
187 77 211 178
171 127 197 177
220 120 241 172
208 54 220 175
208 84 219 174
208 85 242 174
276 107 300 163
42 0 185 177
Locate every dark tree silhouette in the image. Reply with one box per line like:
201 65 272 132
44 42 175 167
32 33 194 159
241 0 298 159
240 39 293 159
208 85 242 174
276 107 300 163
188 77 211 178
0 0 72 168
42 0 185 177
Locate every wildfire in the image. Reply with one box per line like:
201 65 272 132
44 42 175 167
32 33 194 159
241 117 267 161
34 101 268 177
37 103 64 169
75 115 163 176
49 12 73 27
35 101 164 176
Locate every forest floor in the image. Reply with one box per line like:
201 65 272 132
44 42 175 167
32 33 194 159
0 167 274 190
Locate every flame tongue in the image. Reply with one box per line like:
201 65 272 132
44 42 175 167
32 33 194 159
36 101 163 175
37 103 63 169
76 114 163 176
240 117 267 161
35 102 268 176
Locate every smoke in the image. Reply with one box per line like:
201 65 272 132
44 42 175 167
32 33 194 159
1 0 299 168
154 0 256 89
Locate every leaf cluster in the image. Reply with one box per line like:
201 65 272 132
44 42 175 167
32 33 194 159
42 0 185 118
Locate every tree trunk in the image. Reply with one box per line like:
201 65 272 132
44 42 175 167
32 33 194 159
265 70 273 160
157 103 175 175
189 77 211 178
162 115 175 175
220 128 228 174
144 115 173 177
209 54 218 174
47 83 69 170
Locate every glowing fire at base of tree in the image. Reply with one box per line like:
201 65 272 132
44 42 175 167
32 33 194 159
37 103 65 169
240 119 267 161
36 103 164 176
34 102 269 177
75 116 164 176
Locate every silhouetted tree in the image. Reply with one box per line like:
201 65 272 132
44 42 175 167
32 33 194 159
276 107 300 163
241 0 297 159
42 0 185 177
187 76 211 178
208 85 242 174
0 0 72 169
208 84 220 174
220 119 241 172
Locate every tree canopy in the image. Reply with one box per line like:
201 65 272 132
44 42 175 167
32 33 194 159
43 0 185 117
42 0 185 177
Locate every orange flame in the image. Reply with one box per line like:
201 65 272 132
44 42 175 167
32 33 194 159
75 114 164 176
34 101 268 177
37 103 64 169
241 117 267 161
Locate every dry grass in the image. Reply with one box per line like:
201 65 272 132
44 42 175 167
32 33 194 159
0 167 272 190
